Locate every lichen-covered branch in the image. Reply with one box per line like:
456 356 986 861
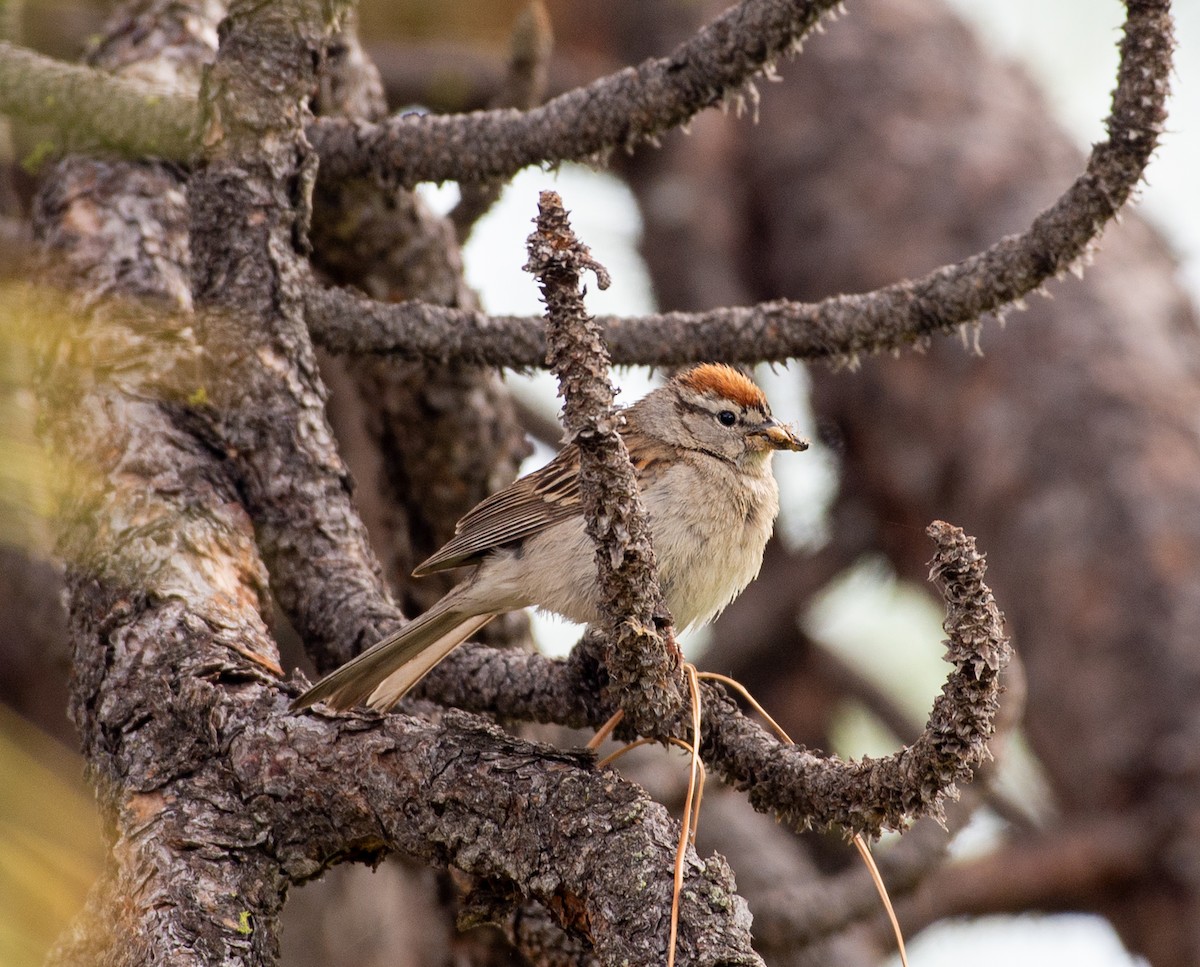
0 40 199 158
307 0 839 186
705 522 1009 835
268 705 761 967
41 570 761 967
0 0 832 180
527 190 684 733
306 0 1170 371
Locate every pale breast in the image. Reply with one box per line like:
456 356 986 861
644 457 779 629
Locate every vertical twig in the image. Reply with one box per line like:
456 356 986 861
524 188 686 734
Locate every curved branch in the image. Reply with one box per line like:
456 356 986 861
708 522 1010 835
306 0 1171 370
421 522 1012 839
307 0 839 185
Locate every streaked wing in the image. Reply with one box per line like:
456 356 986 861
413 444 583 574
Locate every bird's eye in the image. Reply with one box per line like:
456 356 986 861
717 410 737 427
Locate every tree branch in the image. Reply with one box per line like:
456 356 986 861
270 705 761 967
419 521 1012 840
305 0 1170 370
307 0 839 185
187 0 399 674
0 0 832 177
703 522 1009 835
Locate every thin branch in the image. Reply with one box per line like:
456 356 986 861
307 0 840 186
414 629 614 727
306 0 1171 370
527 188 685 733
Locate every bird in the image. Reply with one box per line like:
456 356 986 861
291 364 807 713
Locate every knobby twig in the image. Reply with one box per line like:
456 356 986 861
526 188 686 733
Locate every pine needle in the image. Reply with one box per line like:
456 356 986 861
667 663 704 967
596 667 905 967
853 833 910 967
586 708 625 750
696 671 794 744
699 670 910 966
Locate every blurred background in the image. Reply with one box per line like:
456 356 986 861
3 0 1198 964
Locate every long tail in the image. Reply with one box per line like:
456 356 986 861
290 599 494 712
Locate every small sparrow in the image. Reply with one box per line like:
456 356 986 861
292 364 807 712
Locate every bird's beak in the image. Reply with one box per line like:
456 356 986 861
753 419 809 452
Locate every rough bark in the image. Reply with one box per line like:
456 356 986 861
303 25 532 964
308 18 529 635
